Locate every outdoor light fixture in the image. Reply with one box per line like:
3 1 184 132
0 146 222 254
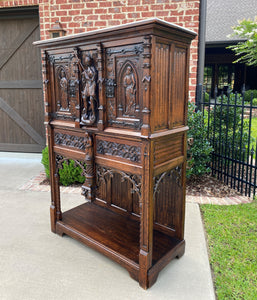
49 21 66 38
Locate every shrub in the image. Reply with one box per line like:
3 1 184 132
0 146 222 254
41 146 50 178
208 93 252 150
58 160 85 186
41 146 86 186
253 98 257 106
244 90 257 102
187 102 213 178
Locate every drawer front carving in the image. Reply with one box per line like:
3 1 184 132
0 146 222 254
54 132 86 150
96 140 141 163
96 136 142 163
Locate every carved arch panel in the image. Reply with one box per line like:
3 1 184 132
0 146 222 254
117 61 139 118
96 165 141 215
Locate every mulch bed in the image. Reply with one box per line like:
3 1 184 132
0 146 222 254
186 174 245 198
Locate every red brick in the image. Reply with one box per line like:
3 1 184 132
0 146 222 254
185 9 200 16
165 16 178 23
100 14 112 20
95 8 107 14
99 1 112 7
108 20 121 26
157 0 170 3
74 28 85 34
128 12 140 19
122 6 135 12
87 15 99 21
136 5 149 12
142 0 155 4
83 21 93 27
156 11 169 17
60 16 72 22
150 4 163 10
69 22 79 28
127 0 140 5
81 9 93 15
113 1 123 6
86 2 98 8
56 0 67 3
95 21 107 27
68 10 80 16
165 4 178 10
108 7 121 13
87 27 98 32
170 10 184 16
56 10 67 16
113 13 126 20
73 3 84 9
142 11 155 18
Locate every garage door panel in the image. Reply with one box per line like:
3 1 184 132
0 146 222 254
0 11 45 152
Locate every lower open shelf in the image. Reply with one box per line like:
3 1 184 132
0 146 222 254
56 202 184 285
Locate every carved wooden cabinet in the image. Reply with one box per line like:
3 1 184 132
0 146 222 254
35 18 196 289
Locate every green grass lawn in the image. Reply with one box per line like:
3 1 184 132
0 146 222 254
250 117 257 147
200 199 257 300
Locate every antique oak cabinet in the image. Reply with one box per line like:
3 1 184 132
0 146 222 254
34 18 196 289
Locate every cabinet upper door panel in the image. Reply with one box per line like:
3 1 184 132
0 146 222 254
105 43 144 130
48 50 80 122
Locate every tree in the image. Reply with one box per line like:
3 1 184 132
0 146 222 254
227 17 257 66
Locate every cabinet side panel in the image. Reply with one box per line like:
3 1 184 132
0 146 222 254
152 43 169 131
154 133 184 166
171 47 187 128
154 166 183 233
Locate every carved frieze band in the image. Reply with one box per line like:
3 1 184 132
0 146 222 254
108 119 143 129
54 132 86 150
106 45 143 56
96 165 142 199
96 140 141 162
153 165 182 199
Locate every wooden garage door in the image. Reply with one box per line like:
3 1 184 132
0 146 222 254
0 9 45 152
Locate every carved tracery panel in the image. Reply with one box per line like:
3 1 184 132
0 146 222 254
105 44 144 129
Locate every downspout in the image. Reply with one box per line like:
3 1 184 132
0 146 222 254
196 0 207 109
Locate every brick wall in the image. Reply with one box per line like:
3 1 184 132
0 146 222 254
0 0 200 101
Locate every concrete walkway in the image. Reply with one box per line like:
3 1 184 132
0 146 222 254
0 152 215 300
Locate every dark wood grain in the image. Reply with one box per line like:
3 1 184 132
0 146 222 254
36 18 196 289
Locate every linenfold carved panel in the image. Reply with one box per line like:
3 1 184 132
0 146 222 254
153 166 182 230
96 165 141 214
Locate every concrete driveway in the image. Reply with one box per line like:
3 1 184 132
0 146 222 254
0 152 215 300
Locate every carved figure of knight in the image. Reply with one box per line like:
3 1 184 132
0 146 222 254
81 55 97 124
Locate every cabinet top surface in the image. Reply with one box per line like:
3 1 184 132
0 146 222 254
34 18 196 48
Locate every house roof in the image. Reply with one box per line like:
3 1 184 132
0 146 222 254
206 0 257 44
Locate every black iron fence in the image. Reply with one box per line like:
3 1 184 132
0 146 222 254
198 88 257 197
